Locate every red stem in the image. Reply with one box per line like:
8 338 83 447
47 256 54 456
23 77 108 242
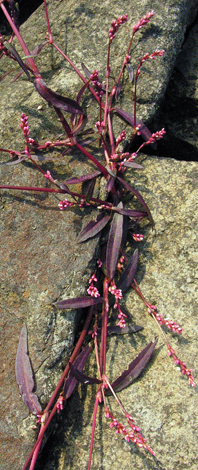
22 306 94 470
75 142 109 178
87 394 100 470
99 277 109 376
0 2 41 77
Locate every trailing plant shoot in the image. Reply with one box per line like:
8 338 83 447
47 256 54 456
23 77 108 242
0 1 196 469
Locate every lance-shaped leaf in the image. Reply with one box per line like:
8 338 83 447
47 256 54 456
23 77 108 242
64 171 101 185
4 41 31 79
122 161 143 169
69 363 102 385
56 296 103 309
107 324 142 335
15 325 42 415
126 63 134 83
117 176 154 227
117 249 139 293
106 202 123 280
105 337 158 395
113 107 157 149
112 206 147 219
78 213 110 243
63 345 91 399
34 78 85 115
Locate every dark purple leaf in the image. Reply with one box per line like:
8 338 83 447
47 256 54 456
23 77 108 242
56 296 103 309
113 107 157 149
34 78 85 115
106 202 123 280
117 176 154 227
4 41 31 79
69 362 102 385
106 175 115 193
107 324 142 335
78 213 110 243
63 345 91 399
117 249 139 293
113 206 147 219
105 337 158 395
115 83 122 100
85 179 96 203
81 62 92 79
76 81 90 104
122 162 143 169
15 325 42 415
64 171 101 185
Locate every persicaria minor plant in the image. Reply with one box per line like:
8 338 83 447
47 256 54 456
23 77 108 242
0 2 195 469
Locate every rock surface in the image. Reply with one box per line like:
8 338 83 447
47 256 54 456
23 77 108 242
41 156 198 470
0 1 198 470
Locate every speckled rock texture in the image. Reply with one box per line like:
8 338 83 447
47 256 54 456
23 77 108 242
32 157 198 470
0 0 198 469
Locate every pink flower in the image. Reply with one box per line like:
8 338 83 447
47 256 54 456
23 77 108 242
167 344 196 387
87 284 100 297
133 11 155 35
109 15 128 42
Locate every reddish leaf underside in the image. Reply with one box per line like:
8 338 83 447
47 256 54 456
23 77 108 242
113 107 157 149
15 325 42 415
78 213 110 243
117 248 139 293
34 78 85 114
117 176 154 227
105 337 158 395
63 345 91 399
69 362 102 385
56 296 103 309
106 202 123 280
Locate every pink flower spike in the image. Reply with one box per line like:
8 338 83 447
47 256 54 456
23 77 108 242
133 11 155 35
87 284 100 298
109 15 128 42
132 233 144 242
167 344 196 387
58 199 74 210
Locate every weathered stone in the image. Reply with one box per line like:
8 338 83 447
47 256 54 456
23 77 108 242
0 1 198 469
40 157 198 470
154 18 198 161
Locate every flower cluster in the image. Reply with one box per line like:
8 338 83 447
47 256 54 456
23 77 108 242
133 11 155 35
87 273 100 298
44 170 55 183
56 396 64 413
104 407 155 455
58 199 74 210
116 130 126 148
90 70 103 98
109 15 128 42
136 50 165 78
167 345 196 387
147 303 183 335
20 112 30 142
117 304 127 328
137 129 166 152
132 233 144 242
108 283 122 308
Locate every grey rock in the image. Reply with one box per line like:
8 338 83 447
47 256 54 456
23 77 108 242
41 157 198 470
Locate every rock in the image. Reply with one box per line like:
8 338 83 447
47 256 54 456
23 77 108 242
152 18 198 161
39 157 198 470
0 1 198 469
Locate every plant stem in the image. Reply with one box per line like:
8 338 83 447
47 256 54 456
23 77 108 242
0 2 40 77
